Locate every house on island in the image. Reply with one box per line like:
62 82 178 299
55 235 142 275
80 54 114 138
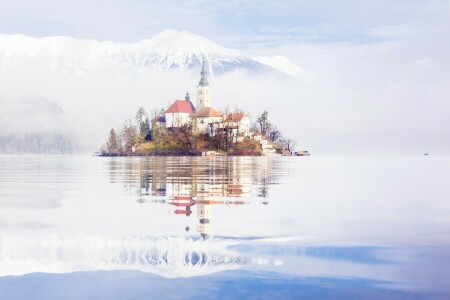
226 113 250 140
195 107 223 136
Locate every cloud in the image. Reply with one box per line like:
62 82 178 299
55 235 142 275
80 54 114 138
1 34 450 155
0 95 66 134
0 0 449 154
253 55 316 79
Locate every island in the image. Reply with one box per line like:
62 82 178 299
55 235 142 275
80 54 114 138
100 61 298 157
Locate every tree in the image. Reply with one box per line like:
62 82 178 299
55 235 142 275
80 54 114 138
136 107 149 138
141 117 150 138
257 111 271 136
223 105 231 151
107 128 120 154
267 126 282 142
149 108 160 140
282 138 297 153
121 119 138 153
152 125 169 155
173 125 194 152
136 107 146 125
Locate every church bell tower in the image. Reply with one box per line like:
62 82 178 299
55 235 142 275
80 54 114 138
196 60 211 109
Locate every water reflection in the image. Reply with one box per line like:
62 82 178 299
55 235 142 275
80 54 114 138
1 156 450 299
0 235 245 278
109 157 278 199
109 157 279 239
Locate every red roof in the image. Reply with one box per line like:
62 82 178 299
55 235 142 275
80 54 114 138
227 113 245 122
166 100 194 114
196 107 222 118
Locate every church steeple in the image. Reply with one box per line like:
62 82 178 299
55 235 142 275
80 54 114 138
196 59 211 109
198 59 210 87
185 91 196 112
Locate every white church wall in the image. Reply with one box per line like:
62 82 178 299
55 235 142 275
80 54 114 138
166 112 190 128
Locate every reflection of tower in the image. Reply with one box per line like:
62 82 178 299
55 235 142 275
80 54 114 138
197 202 211 239
126 156 279 238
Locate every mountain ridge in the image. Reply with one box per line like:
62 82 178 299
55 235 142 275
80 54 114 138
0 29 302 76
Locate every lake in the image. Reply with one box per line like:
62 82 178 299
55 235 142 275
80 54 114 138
0 155 449 299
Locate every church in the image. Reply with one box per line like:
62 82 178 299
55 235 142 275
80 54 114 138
154 61 250 138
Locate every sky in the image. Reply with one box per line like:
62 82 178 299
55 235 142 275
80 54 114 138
0 0 448 46
0 0 450 154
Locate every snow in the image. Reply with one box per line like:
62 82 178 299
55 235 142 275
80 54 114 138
135 29 245 70
253 55 314 79
0 30 300 76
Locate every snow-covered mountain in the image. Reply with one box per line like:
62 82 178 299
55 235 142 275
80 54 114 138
0 29 300 76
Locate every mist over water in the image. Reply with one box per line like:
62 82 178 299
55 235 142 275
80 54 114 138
0 155 449 299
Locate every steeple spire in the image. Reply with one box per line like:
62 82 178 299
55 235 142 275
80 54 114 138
196 58 211 109
198 59 209 87
185 91 190 101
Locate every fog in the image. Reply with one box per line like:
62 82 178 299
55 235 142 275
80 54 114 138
1 0 449 154
1 40 449 155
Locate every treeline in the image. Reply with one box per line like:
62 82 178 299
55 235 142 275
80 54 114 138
101 107 297 156
0 132 75 154
101 107 151 155
256 111 297 153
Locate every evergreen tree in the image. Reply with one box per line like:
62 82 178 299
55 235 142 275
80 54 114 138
107 128 119 154
141 117 150 138
136 107 146 124
136 107 149 138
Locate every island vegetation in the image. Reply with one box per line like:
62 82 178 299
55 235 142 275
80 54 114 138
100 107 296 157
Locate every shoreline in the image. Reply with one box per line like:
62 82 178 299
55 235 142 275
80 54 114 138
97 151 264 157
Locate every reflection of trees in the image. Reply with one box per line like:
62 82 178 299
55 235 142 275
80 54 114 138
107 157 280 199
108 157 283 238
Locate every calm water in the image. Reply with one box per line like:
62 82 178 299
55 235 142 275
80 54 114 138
0 155 449 299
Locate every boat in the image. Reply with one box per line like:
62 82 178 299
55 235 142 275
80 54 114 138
295 150 310 156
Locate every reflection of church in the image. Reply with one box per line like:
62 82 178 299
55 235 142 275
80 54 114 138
112 157 277 239
146 159 275 198
166 196 213 239
166 196 237 239
167 196 195 216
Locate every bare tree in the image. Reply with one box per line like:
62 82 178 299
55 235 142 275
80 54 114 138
257 111 271 136
121 119 138 153
267 126 282 142
281 138 297 153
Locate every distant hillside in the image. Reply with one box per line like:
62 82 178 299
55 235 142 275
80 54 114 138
0 29 302 76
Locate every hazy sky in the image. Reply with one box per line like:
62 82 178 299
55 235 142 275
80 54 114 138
0 1 448 47
0 0 449 154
